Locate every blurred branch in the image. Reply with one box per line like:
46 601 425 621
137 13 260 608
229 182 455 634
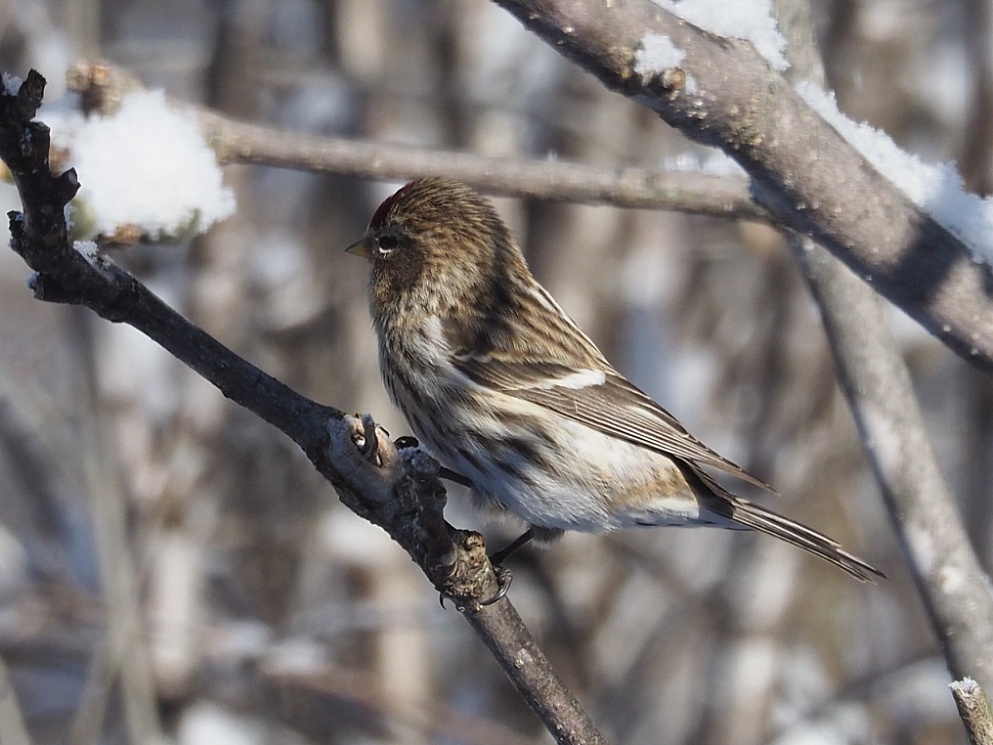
66 60 765 222
776 0 993 693
950 678 993 745
961 0 993 193
765 650 943 744
0 71 609 745
490 0 993 378
260 662 538 745
0 655 32 745
203 110 762 219
74 393 163 745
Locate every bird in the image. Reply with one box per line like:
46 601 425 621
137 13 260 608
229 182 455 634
346 177 882 584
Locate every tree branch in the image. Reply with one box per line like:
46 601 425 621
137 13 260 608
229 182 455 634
0 71 609 745
204 109 762 220
773 0 993 693
950 678 993 745
65 60 765 222
490 0 993 377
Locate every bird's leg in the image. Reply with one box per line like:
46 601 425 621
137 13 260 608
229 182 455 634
439 466 473 487
476 531 536 606
488 528 536 567
394 436 473 487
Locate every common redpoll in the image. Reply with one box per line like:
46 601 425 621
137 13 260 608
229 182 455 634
347 177 881 582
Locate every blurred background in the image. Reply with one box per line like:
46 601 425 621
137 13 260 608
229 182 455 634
0 0 990 743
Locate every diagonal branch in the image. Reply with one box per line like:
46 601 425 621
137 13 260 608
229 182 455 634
490 0 993 377
772 0 993 693
0 71 609 745
950 678 993 745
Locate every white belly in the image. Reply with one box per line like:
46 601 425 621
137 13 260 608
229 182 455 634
415 398 703 534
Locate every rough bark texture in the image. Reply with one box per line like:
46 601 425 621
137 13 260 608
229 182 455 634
775 0 993 694
492 0 993 376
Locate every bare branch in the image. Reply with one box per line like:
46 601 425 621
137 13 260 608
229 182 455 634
773 0 993 694
205 110 761 219
796 236 993 690
0 71 610 745
461 602 610 745
490 0 993 377
328 418 610 745
66 60 763 221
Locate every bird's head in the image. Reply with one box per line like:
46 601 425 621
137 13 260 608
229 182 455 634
347 178 521 319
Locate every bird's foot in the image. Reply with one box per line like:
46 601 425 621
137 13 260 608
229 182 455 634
478 565 513 606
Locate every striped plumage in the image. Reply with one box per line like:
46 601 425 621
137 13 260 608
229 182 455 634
348 178 882 582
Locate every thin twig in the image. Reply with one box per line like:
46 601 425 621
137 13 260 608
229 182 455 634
950 678 993 745
204 110 762 220
461 601 610 745
65 61 765 222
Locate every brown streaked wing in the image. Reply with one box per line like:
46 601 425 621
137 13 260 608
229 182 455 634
451 356 776 493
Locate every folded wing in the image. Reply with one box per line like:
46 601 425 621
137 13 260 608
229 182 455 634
452 355 775 493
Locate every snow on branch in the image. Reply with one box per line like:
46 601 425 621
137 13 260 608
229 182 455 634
492 0 993 377
49 89 235 242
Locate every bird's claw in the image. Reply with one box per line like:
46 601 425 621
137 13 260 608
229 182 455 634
479 566 513 606
350 414 384 466
438 566 513 609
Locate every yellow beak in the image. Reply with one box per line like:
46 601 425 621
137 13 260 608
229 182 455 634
345 235 374 260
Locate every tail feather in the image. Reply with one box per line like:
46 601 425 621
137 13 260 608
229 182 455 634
725 497 884 582
688 466 884 583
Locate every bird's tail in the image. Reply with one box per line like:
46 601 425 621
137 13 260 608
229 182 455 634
690 467 884 582
723 497 884 582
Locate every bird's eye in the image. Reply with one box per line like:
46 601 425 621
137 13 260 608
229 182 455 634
377 235 399 255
